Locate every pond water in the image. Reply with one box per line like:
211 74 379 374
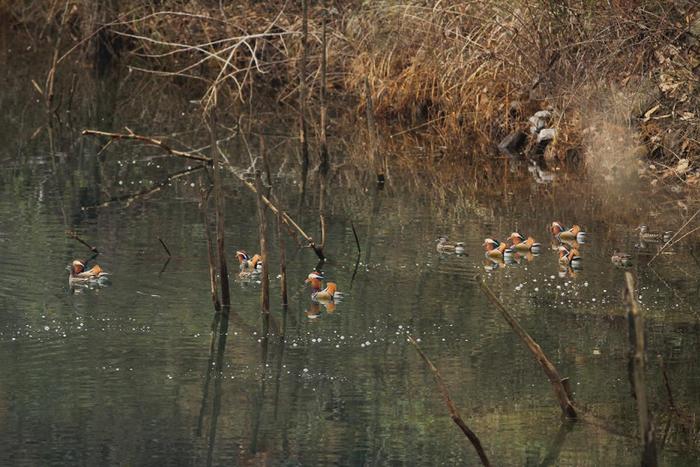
1 55 699 466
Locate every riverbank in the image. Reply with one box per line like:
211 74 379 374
2 1 699 190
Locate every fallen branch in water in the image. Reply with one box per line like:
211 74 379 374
82 129 212 164
82 127 325 261
407 335 491 466
66 231 99 253
479 278 577 419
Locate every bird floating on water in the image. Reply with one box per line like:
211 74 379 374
550 222 586 243
508 232 541 253
69 260 109 284
483 238 507 258
235 250 262 273
611 250 633 268
305 271 340 303
637 225 673 243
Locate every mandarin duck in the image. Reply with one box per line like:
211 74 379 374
550 222 584 242
508 232 541 253
235 250 262 273
305 271 339 303
483 238 508 258
69 260 109 283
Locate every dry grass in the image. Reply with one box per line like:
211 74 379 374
2 0 699 185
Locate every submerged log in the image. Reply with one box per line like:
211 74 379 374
479 279 577 419
407 335 491 466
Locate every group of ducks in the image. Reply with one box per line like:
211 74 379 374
611 224 675 268
68 221 674 306
69 247 343 312
479 222 585 270
69 248 265 285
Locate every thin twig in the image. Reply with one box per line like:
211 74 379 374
66 231 99 253
648 208 700 265
82 129 212 163
158 237 172 257
351 220 361 254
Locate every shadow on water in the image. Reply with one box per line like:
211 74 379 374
195 308 230 467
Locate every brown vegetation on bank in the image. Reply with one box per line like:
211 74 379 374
2 1 699 186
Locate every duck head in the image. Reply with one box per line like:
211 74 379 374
636 225 649 234
71 260 85 275
436 236 449 245
482 238 500 251
305 271 324 290
235 250 249 263
508 232 525 244
550 222 565 236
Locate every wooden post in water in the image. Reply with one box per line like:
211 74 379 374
299 0 310 174
208 109 231 310
479 279 577 419
624 272 658 467
277 209 288 307
199 186 221 312
319 5 329 175
254 171 270 317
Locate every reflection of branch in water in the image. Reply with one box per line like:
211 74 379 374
206 312 230 467
158 257 171 276
250 313 271 455
364 184 383 265
273 304 288 420
539 421 573 467
196 312 221 438
82 165 206 209
349 253 361 290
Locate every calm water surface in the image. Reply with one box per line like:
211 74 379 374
1 58 699 467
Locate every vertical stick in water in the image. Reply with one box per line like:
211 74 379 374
255 171 270 316
208 108 230 310
200 186 221 312
277 210 288 307
624 272 658 467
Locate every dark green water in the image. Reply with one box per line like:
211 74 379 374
1 55 699 467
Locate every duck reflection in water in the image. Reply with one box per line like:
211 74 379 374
305 301 336 319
